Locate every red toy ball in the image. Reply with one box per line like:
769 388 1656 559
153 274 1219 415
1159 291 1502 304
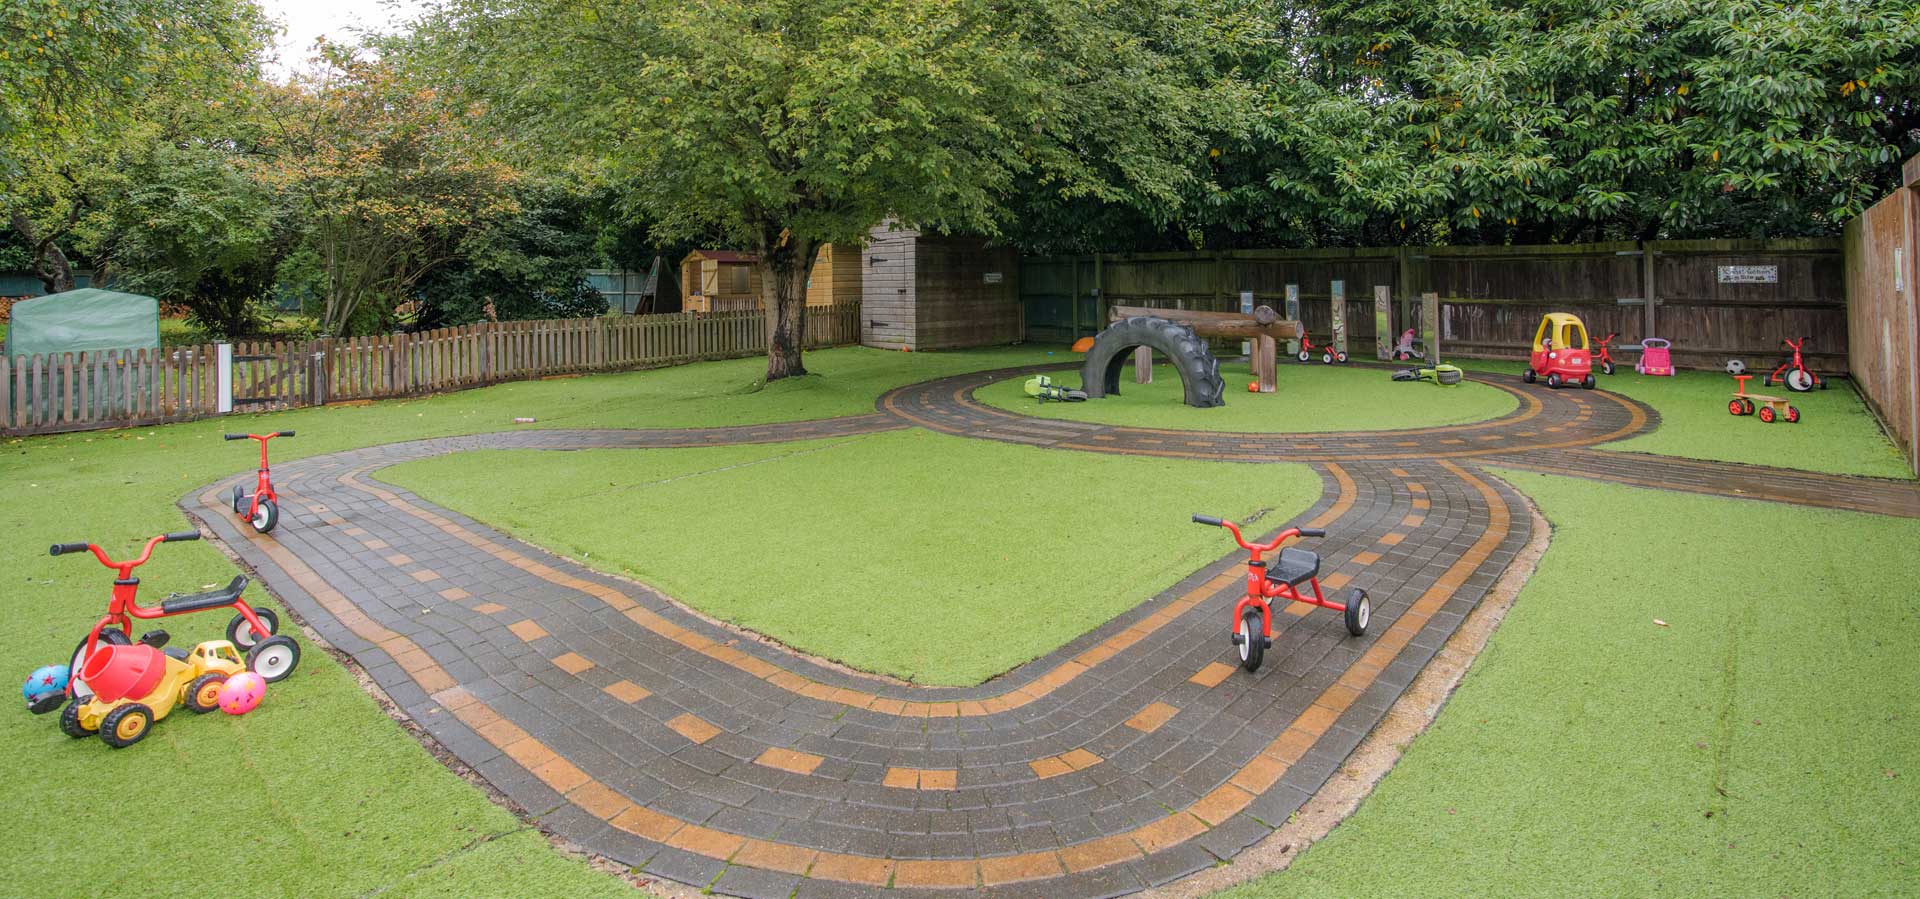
1247 381 1259 393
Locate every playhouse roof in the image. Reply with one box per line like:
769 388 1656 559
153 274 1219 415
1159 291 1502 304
682 249 759 265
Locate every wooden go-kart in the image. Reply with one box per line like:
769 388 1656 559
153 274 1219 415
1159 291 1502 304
1729 374 1800 424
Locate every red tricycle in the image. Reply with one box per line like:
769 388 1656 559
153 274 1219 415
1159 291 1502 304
227 430 293 533
1523 312 1596 389
1192 514 1371 672
50 532 299 702
1594 332 1619 376
1296 330 1349 365
1764 337 1825 393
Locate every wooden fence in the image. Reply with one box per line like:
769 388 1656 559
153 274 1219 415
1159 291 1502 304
1843 156 1920 476
1 304 861 436
1021 239 1847 373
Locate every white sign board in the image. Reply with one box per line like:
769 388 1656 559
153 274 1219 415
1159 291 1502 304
982 272 1003 284
1717 265 1778 284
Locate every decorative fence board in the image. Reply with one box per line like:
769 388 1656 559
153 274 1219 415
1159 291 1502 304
1022 240 1846 372
2 304 860 437
1843 170 1920 476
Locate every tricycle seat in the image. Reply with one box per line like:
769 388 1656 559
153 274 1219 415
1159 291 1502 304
160 575 249 614
1273 548 1320 587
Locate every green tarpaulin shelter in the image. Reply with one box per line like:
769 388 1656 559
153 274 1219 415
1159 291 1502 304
5 288 163 418
4 288 161 358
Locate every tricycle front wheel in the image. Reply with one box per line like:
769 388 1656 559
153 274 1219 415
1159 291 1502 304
248 636 301 683
250 498 279 533
226 608 280 650
1237 607 1266 673
1345 589 1371 636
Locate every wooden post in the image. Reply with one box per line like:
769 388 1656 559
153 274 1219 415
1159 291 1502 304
1373 285 1392 360
1330 279 1347 356
1254 336 1276 392
1641 241 1658 339
1421 291 1441 363
1134 345 1152 383
1284 284 1300 356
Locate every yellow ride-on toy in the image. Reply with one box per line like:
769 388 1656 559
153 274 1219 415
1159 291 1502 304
60 634 249 748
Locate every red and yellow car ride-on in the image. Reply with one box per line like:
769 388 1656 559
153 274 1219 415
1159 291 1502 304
1523 312 1598 390
60 636 249 748
1193 514 1371 673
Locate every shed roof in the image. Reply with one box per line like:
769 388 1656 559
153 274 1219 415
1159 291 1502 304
682 249 759 264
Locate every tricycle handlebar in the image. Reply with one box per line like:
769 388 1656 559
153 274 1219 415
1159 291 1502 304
225 431 294 441
49 542 90 556
1298 528 1325 538
224 433 247 440
162 531 200 543
1192 515 1324 554
1191 514 1222 527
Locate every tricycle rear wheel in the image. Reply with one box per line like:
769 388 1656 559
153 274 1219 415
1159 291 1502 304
248 635 301 682
1345 589 1372 636
226 608 279 650
1237 607 1265 673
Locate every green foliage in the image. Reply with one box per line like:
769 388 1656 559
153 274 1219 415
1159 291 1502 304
1238 0 1920 244
411 181 608 329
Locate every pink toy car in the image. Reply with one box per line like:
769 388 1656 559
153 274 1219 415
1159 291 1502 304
1636 337 1675 376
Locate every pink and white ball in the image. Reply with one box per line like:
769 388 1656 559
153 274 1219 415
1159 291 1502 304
218 672 266 715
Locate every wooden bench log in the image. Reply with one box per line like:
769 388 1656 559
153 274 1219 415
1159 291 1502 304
1108 305 1301 341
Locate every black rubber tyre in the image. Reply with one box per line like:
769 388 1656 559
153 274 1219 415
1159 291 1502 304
1321 352 1333 365
1345 589 1372 636
232 485 247 514
226 608 279 650
1237 607 1266 673
1078 316 1226 407
1581 374 1597 390
1727 399 1745 416
1335 351 1350 364
248 635 301 682
101 703 153 748
186 673 229 713
1785 369 1815 393
1546 373 1563 389
68 627 130 700
1764 374 1776 387
1743 398 1756 415
1602 361 1616 376
1297 350 1311 364
1758 405 1776 423
1785 405 1800 423
59 699 97 738
250 498 279 533
1522 368 1536 384
28 693 63 715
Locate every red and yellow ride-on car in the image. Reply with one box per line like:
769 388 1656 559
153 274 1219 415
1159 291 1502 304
1524 312 1598 390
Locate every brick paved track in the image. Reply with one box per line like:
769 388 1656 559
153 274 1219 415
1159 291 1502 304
181 366 1919 898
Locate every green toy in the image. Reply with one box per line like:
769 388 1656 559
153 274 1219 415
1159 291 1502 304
1024 375 1088 402
1392 363 1463 386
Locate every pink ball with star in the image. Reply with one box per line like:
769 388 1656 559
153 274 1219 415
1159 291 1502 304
218 672 266 715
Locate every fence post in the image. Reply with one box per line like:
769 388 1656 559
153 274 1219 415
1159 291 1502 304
216 343 233 414
1641 240 1658 338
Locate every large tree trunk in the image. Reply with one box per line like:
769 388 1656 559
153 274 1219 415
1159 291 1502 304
758 229 818 381
9 210 77 294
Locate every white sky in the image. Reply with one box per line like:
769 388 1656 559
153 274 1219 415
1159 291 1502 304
260 0 429 74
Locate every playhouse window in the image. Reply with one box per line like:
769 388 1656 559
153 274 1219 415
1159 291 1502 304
728 265 750 294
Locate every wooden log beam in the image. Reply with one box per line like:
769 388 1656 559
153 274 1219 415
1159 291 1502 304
1107 305 1300 340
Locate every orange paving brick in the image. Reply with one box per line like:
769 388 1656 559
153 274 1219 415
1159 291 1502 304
565 781 633 820
382 553 412 566
1059 833 1143 873
918 768 957 791
437 586 471 601
507 619 548 641
410 569 442 583
1125 701 1180 733
1029 756 1073 779
551 652 595 675
894 859 977 889
811 854 893 886
734 839 816 875
666 712 721 744
1351 550 1382 566
472 602 506 615
1060 748 1102 770
883 767 920 789
610 805 683 842
754 747 825 776
602 680 650 703
1189 661 1235 688
979 851 1064 886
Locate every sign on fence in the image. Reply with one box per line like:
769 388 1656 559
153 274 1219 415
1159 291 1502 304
1717 265 1779 283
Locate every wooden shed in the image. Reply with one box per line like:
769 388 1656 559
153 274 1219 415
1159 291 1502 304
680 245 862 313
680 250 762 313
861 224 1021 350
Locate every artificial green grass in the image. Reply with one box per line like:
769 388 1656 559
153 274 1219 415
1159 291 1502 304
0 345 1043 897
1214 471 1920 898
381 430 1319 685
1456 359 1912 479
976 358 1517 433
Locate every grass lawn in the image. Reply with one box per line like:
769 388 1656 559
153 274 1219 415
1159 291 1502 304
977 357 1518 432
1457 360 1911 479
0 345 1044 897
1215 471 1920 898
380 430 1318 685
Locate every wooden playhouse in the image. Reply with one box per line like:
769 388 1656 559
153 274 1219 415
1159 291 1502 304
679 245 861 313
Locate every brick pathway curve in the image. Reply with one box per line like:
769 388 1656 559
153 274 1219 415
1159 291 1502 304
180 366 1920 899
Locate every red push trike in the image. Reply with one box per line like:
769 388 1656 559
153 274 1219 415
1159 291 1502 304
1296 330 1349 365
227 430 293 533
50 532 299 703
1764 337 1826 393
1192 514 1371 672
1594 332 1620 376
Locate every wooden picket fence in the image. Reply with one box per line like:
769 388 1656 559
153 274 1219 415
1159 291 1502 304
1 304 861 436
